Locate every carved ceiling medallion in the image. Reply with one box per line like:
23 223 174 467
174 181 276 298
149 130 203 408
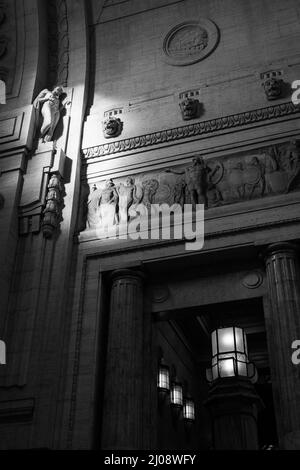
163 19 219 66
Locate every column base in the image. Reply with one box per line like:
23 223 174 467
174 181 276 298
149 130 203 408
282 431 300 450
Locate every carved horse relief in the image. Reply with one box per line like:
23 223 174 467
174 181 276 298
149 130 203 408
216 157 264 202
263 149 288 194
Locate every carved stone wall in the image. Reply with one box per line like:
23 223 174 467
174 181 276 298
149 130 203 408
0 0 25 98
82 139 300 233
47 0 69 88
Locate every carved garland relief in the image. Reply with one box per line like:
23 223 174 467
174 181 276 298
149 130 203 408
83 140 300 232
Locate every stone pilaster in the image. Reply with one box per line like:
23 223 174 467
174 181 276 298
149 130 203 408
264 242 300 449
101 269 145 450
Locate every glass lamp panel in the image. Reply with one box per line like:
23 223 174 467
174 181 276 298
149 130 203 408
218 352 237 361
237 359 247 376
217 327 235 353
211 330 217 356
158 365 170 390
183 399 195 421
235 327 246 353
243 331 249 356
212 363 218 380
236 352 247 363
206 368 213 382
218 357 235 377
247 363 258 384
171 383 183 406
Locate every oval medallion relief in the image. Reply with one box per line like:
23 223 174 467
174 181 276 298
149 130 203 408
162 19 219 66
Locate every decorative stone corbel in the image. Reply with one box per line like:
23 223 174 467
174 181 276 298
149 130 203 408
102 108 123 138
261 70 283 101
41 148 66 238
179 90 201 120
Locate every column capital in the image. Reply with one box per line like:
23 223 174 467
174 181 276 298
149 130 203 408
263 242 299 261
110 268 146 285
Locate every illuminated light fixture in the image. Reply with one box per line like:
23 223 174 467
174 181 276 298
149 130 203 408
183 396 195 423
206 326 257 383
157 359 170 393
170 377 183 408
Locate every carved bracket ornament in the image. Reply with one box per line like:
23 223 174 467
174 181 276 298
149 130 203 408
83 102 300 159
261 70 283 101
82 140 300 233
179 90 201 120
19 149 66 237
42 173 64 238
103 116 123 138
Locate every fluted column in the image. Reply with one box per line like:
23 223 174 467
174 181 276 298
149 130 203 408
101 269 145 450
204 378 263 450
264 242 300 449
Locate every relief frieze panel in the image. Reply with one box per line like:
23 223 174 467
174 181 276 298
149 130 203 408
82 140 300 233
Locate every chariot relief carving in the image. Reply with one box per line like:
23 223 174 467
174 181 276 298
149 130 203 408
83 140 300 233
163 20 219 66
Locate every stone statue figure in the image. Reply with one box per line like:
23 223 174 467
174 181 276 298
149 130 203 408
87 179 118 231
33 86 69 142
117 177 143 224
166 156 210 207
142 179 159 208
97 179 119 231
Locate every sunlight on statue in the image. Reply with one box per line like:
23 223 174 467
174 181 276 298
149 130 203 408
33 85 70 142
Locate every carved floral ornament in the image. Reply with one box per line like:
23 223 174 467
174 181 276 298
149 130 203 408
83 140 300 233
162 19 220 66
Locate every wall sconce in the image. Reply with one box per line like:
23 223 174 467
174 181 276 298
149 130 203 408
170 376 183 421
183 396 195 423
157 358 170 407
170 377 183 407
206 326 257 383
157 359 170 393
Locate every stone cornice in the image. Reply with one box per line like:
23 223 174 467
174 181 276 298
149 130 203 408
82 101 300 160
